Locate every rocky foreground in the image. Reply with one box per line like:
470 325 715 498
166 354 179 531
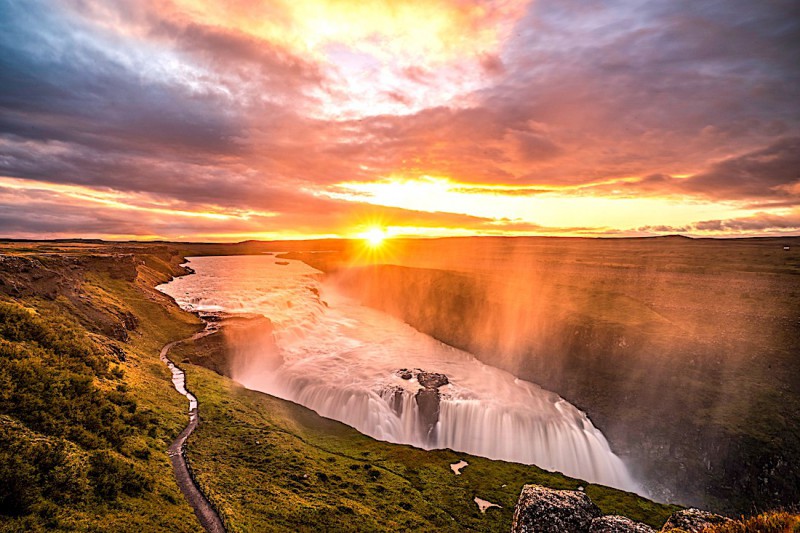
510 484 734 533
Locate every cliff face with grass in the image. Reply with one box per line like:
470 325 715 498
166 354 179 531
315 237 800 513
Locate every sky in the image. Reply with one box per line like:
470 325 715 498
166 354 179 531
0 0 798 241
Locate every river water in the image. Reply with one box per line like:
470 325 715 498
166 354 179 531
157 254 639 492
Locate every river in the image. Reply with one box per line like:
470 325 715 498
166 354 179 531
157 254 639 493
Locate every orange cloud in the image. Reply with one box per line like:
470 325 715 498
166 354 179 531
166 0 526 61
2 0 798 240
152 0 529 116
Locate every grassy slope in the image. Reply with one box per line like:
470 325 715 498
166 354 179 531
0 249 202 532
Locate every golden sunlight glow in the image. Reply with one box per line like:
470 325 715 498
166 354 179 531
361 227 388 248
168 0 525 62
322 176 759 233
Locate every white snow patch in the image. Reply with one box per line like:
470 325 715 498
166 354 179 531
474 497 501 513
450 460 468 475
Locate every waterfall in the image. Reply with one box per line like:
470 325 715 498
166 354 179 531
158 255 640 493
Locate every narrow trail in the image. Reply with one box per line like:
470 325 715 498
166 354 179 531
160 329 226 533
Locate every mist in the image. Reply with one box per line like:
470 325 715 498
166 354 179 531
315 236 800 512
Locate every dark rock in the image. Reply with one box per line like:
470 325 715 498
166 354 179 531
108 344 127 362
415 388 441 441
417 371 449 389
103 322 130 342
122 311 138 331
391 368 451 442
590 515 656 533
511 484 601 533
382 386 405 416
660 508 731 532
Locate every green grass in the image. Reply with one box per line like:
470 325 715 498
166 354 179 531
0 251 202 532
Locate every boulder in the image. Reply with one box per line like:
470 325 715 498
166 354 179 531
511 484 602 533
417 371 449 389
661 508 732 532
591 515 656 533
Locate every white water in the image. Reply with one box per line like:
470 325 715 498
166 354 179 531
158 255 640 493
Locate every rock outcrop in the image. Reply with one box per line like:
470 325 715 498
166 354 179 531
174 315 278 378
417 371 449 389
415 387 441 440
412 370 449 441
0 254 140 341
591 515 656 532
382 386 404 416
511 485 602 533
660 508 732 532
385 368 450 442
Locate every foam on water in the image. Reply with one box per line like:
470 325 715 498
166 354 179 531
158 255 640 493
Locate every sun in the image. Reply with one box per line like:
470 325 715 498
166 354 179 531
363 227 387 248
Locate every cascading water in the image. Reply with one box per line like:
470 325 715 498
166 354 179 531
158 255 640 493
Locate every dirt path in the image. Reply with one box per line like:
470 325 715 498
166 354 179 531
160 333 226 533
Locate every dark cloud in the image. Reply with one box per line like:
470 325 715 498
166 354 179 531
479 54 505 76
0 4 246 157
638 211 800 235
677 137 800 200
605 138 800 204
693 212 800 232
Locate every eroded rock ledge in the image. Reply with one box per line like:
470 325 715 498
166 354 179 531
391 368 450 441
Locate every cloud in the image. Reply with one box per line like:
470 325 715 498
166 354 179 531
637 210 800 235
0 0 798 238
693 211 800 232
0 177 511 239
600 138 800 204
675 137 800 200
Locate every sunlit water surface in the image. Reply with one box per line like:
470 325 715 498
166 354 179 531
158 255 639 492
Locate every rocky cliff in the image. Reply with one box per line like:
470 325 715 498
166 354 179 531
322 239 800 513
